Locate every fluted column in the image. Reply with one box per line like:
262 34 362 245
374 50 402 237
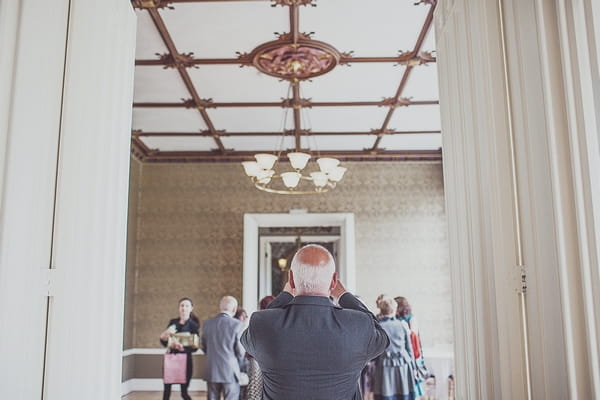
436 0 600 398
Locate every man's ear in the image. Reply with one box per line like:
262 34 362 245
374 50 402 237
289 270 296 289
329 271 338 291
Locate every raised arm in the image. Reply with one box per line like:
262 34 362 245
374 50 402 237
334 281 390 358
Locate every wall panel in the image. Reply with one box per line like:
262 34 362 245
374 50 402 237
130 161 452 352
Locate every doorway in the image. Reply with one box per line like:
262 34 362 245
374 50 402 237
242 212 355 313
259 228 340 299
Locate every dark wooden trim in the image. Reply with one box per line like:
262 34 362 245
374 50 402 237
370 2 436 152
170 0 269 2
414 1 436 52
135 55 437 66
133 148 442 163
132 100 440 108
147 9 226 152
131 136 152 161
133 0 440 163
133 130 441 137
290 5 299 44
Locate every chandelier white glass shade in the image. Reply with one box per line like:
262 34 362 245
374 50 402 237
241 152 347 195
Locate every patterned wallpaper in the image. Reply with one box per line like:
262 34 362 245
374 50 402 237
123 158 141 349
126 161 452 350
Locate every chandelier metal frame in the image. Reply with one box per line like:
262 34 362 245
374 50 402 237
240 2 348 195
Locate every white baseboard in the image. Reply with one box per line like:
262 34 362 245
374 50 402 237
122 379 207 396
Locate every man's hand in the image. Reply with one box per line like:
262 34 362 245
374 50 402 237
330 279 347 302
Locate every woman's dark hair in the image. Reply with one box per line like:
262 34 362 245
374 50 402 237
178 297 199 324
394 296 412 319
234 308 247 320
259 295 276 310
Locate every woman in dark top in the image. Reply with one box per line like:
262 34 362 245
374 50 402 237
159 297 200 400
245 295 275 400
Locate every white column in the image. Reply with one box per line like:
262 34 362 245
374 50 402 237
0 1 70 398
552 0 600 396
435 1 527 398
436 0 600 398
0 0 136 398
42 1 136 399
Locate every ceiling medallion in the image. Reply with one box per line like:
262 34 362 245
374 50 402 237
250 37 341 81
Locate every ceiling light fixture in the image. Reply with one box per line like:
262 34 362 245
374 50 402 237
240 15 347 195
241 82 347 195
242 150 347 195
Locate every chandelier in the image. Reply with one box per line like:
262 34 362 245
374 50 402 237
240 33 348 194
241 150 347 195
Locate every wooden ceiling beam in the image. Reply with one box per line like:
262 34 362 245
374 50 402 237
169 0 269 3
131 136 152 161
370 2 436 152
135 55 436 66
290 4 299 44
133 130 441 137
134 148 442 162
132 100 440 108
147 8 226 153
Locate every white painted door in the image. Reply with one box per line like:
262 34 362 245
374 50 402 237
42 1 136 399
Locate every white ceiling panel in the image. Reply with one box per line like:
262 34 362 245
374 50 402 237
133 108 207 131
403 64 439 100
159 3 288 59
308 106 388 132
133 67 190 102
135 10 168 59
302 135 376 151
302 0 430 56
302 64 406 101
132 1 441 160
379 133 442 151
208 108 286 133
188 65 290 102
221 135 296 152
388 104 441 131
140 136 218 152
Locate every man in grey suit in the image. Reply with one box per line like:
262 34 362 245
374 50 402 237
201 295 245 400
241 244 390 400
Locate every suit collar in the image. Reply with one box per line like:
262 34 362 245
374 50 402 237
288 295 341 308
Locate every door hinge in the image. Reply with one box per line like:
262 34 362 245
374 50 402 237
517 264 527 294
42 269 57 297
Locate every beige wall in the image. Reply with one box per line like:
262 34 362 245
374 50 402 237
125 161 451 350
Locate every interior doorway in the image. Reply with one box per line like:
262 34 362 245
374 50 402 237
242 212 355 313
259 228 340 299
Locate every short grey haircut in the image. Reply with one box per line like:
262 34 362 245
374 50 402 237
290 244 335 294
219 296 238 313
378 296 397 316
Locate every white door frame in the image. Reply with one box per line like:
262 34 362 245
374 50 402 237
258 235 341 302
243 213 355 313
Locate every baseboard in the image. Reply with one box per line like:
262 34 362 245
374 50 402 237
122 379 207 396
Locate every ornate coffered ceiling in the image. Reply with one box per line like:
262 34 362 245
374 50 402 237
131 0 441 162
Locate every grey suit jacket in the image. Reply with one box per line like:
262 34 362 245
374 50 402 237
241 292 389 400
201 313 245 383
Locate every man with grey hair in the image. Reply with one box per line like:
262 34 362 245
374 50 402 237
241 244 389 400
201 295 245 400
